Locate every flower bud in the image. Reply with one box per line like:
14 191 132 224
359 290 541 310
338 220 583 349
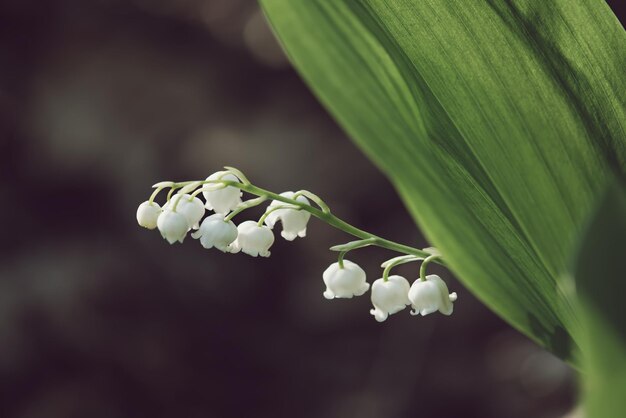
191 214 238 252
263 191 311 241
370 275 411 322
322 260 369 299
408 274 457 316
157 210 189 244
166 194 205 229
229 220 274 257
136 201 161 230
203 171 242 214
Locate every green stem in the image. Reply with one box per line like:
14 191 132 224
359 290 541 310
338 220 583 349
166 185 181 202
293 190 331 214
419 254 441 281
225 181 437 262
172 192 185 212
148 186 167 205
225 196 267 222
331 238 376 269
337 251 346 268
381 255 423 282
163 179 444 266
257 204 297 226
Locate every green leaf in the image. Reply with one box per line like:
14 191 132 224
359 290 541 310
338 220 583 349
261 0 626 362
574 183 626 418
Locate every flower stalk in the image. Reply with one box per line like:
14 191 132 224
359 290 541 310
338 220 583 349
139 167 455 322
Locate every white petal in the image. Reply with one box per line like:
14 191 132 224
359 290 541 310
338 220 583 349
203 171 242 214
234 221 274 258
369 275 410 321
408 275 456 317
169 194 205 229
136 201 161 230
321 260 368 299
156 210 189 244
370 308 389 322
264 192 310 241
193 214 238 251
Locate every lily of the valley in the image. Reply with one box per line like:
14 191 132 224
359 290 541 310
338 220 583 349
263 191 311 241
408 274 457 316
166 194 205 229
322 260 369 299
157 210 189 244
370 275 411 322
203 171 242 214
136 201 161 230
230 220 274 257
191 214 238 252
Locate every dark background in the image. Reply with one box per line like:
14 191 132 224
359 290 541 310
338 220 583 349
1 1 622 417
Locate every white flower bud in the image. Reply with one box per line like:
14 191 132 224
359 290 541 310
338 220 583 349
263 191 311 241
165 194 205 229
408 274 457 316
157 210 189 244
203 171 242 214
136 201 161 230
322 260 369 299
229 220 274 257
370 275 411 322
191 214 238 252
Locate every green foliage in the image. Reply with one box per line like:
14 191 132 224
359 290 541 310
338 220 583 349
261 0 626 363
574 183 626 418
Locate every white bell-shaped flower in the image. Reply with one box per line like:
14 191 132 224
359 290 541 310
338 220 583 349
166 194 205 229
322 260 369 299
191 214 238 252
229 220 274 257
136 201 161 230
408 274 457 316
263 191 311 241
202 171 242 214
370 275 411 322
157 210 189 244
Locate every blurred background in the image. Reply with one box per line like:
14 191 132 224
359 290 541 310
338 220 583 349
2 1 622 417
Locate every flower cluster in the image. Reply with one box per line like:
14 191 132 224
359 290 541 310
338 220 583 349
136 171 309 256
137 167 457 323
323 259 457 322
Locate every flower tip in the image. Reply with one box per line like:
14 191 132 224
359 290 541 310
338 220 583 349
449 292 458 302
280 231 297 241
323 290 335 300
356 282 370 296
420 307 437 316
370 308 388 322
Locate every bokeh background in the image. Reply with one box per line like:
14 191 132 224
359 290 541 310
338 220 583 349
1 1 623 417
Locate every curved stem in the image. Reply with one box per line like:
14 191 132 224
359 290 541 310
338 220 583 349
257 204 298 226
293 190 331 214
331 238 376 269
234 182 438 262
166 185 182 202
148 186 167 205
337 251 347 269
224 166 251 185
225 196 267 222
172 192 185 212
419 254 441 281
381 255 423 282
166 179 443 265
